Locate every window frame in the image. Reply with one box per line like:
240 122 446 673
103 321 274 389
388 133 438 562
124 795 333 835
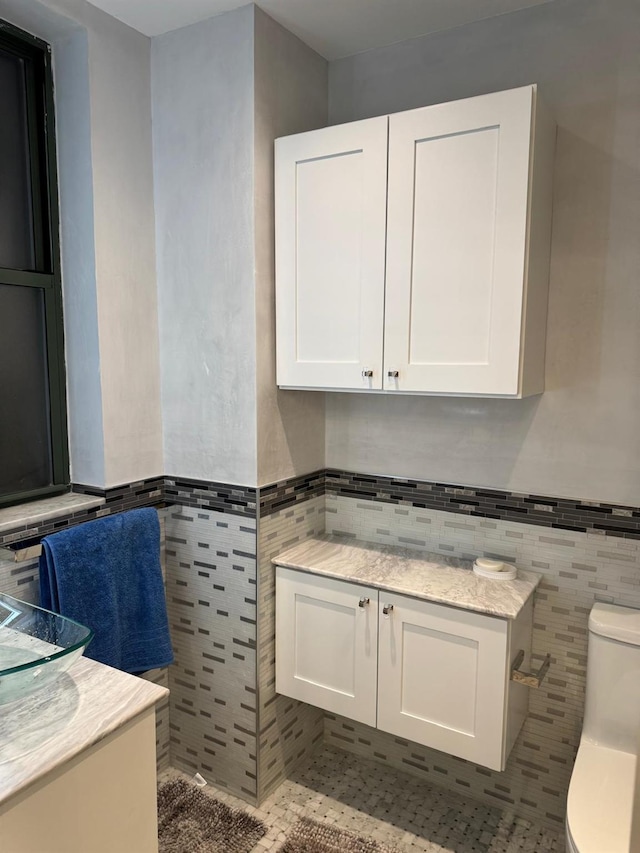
0 20 69 508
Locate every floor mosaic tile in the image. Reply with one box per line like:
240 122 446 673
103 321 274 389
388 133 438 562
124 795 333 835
159 745 562 852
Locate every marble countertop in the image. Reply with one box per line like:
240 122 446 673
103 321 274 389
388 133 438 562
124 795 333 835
273 535 540 619
0 656 168 806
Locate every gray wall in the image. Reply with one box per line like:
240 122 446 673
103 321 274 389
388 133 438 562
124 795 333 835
153 5 257 486
86 6 162 487
154 4 327 488
0 0 163 488
327 0 640 506
254 6 327 487
3 0 327 493
51 25 105 487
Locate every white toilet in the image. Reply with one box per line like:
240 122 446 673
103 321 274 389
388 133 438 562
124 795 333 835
566 603 640 853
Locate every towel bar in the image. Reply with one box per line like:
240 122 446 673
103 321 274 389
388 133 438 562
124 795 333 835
510 649 551 688
0 502 166 566
0 540 43 563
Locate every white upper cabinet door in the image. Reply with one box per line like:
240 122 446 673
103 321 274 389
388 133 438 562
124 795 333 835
383 86 547 396
275 117 388 390
377 593 510 770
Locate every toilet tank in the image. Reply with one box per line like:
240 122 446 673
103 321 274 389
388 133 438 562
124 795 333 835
583 603 640 752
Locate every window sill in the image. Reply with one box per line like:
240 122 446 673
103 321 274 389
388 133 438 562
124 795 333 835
0 492 106 539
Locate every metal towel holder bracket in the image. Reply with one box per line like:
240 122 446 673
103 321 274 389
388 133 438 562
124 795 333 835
510 649 551 689
0 540 43 563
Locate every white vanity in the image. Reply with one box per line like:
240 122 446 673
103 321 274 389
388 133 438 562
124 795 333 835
274 536 540 772
0 657 168 853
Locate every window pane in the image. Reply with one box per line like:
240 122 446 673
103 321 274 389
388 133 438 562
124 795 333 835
0 283 52 497
0 48 35 270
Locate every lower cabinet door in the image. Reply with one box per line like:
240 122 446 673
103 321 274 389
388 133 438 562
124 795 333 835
377 592 509 770
276 567 378 726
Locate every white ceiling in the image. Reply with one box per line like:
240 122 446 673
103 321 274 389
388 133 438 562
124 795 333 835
87 0 554 60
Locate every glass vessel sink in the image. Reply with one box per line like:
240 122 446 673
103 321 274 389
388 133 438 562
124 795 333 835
0 593 93 704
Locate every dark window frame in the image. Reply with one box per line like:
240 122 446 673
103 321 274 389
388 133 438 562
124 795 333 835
0 19 69 507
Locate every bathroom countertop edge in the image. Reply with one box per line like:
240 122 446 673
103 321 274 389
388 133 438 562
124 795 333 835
273 535 541 620
0 656 169 807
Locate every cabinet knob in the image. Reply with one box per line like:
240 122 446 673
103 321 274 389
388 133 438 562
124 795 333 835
358 597 370 608
361 369 373 378
382 603 394 617
387 370 399 378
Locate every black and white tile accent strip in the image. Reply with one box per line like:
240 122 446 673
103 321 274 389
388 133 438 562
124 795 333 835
324 469 640 540
0 476 256 548
258 470 640 540
0 476 165 548
74 477 166 511
259 470 325 517
3 469 640 547
163 476 256 518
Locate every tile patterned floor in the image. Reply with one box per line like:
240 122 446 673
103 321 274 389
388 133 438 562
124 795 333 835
160 746 563 853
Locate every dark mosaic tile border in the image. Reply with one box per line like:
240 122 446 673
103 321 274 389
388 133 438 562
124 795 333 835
259 470 325 516
163 476 256 518
0 475 256 548
3 466 639 548
0 477 165 548
325 469 640 540
74 477 165 510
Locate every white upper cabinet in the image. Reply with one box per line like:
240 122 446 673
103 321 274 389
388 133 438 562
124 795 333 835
275 117 389 390
275 85 556 397
384 86 553 396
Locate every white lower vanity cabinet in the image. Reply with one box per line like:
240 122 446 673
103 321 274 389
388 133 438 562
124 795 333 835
275 569 379 726
276 566 532 772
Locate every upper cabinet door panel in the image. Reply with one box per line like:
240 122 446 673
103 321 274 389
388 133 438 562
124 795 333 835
383 86 534 395
276 117 388 389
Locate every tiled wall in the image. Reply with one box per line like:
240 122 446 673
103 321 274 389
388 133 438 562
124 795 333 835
257 494 325 801
0 477 165 548
6 468 640 827
324 469 640 540
323 492 640 828
164 505 260 800
161 486 327 805
0 552 40 604
0 478 263 801
143 510 171 771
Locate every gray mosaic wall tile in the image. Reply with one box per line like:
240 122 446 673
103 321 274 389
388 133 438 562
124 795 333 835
7 466 640 827
5 468 640 549
164 477 256 518
0 477 165 548
257 495 325 801
324 470 640 540
165 506 259 800
0 551 40 603
323 494 640 828
260 470 325 517
141 509 171 772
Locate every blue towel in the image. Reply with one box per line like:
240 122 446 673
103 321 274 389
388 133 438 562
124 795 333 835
39 508 173 673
